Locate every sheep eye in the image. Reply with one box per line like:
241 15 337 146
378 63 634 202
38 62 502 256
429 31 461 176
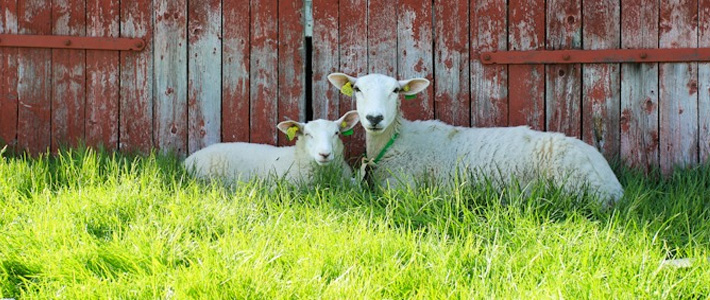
393 87 400 93
353 86 361 92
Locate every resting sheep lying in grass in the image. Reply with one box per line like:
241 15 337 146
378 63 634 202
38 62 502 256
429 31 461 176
328 73 624 204
184 111 359 184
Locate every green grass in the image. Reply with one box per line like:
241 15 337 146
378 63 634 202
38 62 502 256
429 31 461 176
1 147 709 299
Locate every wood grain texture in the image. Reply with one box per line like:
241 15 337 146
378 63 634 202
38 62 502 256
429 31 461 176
154 0 188 155
222 0 250 143
187 0 221 154
51 0 86 152
582 0 620 158
311 0 339 120
120 0 154 152
17 0 52 154
659 0 698 174
397 0 433 121
620 0 659 171
86 0 119 151
249 0 278 144
0 0 18 150
545 0 582 138
277 0 305 146
434 0 470 127
338 0 367 162
470 0 507 127
368 0 397 76
699 0 710 163
508 0 545 130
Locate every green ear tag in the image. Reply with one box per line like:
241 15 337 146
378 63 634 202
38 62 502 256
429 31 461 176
340 82 354 97
286 126 299 141
341 129 354 136
405 94 416 100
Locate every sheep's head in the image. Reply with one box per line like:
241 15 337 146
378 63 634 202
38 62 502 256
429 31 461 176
327 73 429 135
277 111 359 165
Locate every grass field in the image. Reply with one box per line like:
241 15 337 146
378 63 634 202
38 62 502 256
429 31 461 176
1 147 709 299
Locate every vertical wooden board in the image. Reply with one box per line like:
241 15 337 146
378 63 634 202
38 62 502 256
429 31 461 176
620 0 659 171
120 0 153 153
338 0 367 162
250 0 278 144
699 0 710 163
368 0 397 75
545 0 582 138
582 0 620 158
508 0 545 130
222 0 250 143
397 0 433 121
277 0 305 146
0 0 18 149
16 0 52 154
86 0 119 151
659 0 698 174
311 0 339 120
51 0 86 152
154 0 188 155
434 0 469 127
188 0 222 154
470 0 507 127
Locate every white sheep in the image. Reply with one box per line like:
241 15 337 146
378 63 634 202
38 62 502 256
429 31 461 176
327 73 624 204
184 111 360 184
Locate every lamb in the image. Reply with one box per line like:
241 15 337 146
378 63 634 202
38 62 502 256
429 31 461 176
327 73 624 204
184 111 360 184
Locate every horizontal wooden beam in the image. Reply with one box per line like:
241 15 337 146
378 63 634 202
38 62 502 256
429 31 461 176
0 34 145 51
480 48 710 64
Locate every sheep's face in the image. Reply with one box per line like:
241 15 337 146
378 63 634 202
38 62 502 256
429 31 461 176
277 111 359 165
327 73 429 135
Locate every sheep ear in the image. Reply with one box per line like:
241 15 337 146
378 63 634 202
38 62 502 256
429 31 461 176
337 110 360 132
398 78 430 95
277 120 304 139
327 73 357 89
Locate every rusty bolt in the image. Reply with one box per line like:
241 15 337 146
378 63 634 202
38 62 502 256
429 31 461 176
640 52 648 59
64 40 72 46
483 54 491 61
563 54 571 61
135 40 145 49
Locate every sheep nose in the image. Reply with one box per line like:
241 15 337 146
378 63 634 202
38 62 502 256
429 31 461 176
319 152 331 159
366 114 383 126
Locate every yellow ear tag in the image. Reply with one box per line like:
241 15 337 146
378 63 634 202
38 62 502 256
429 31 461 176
402 84 410 92
402 84 416 99
340 82 354 97
286 126 299 141
340 121 353 136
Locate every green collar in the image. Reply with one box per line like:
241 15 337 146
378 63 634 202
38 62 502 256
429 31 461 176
370 132 399 164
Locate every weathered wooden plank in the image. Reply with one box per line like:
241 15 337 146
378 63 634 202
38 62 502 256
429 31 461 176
582 0 620 159
659 0 698 174
249 0 278 145
0 0 18 150
312 0 339 120
222 0 250 143
434 0 470 127
338 0 367 161
545 0 582 138
620 0 659 171
470 0 507 127
86 0 119 151
699 1 710 163
120 0 153 153
154 0 188 155
508 0 545 130
187 0 221 154
398 0 433 121
368 0 397 76
277 0 305 146
16 0 52 154
51 0 86 152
